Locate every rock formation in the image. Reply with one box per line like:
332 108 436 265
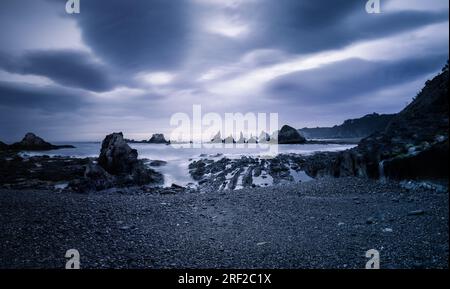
223 135 235 144
211 131 222 143
277 125 306 144
258 131 270 143
247 134 258 143
9 133 75 151
70 132 163 192
307 63 449 181
148 133 169 144
236 132 246 143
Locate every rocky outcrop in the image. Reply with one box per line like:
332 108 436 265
278 125 306 144
69 132 163 192
148 133 169 144
307 63 449 181
8 133 75 151
383 139 448 181
98 132 162 184
98 132 140 175
300 113 394 139
1 132 164 192
0 154 89 187
188 154 312 191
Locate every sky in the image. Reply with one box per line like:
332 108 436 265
0 0 448 142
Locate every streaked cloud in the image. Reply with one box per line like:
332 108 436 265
0 0 448 141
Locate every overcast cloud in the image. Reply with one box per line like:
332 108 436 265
0 0 448 141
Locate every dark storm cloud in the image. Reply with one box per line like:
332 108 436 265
0 81 87 112
249 0 447 54
64 0 191 71
267 54 448 105
0 50 114 92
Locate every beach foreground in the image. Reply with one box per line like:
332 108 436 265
1 177 447 269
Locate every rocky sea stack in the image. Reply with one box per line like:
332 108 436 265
70 132 163 192
8 133 74 151
278 125 306 144
148 133 169 144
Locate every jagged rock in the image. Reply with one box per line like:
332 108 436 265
97 132 163 186
277 125 306 144
148 133 169 144
83 162 115 191
247 134 258 144
211 131 222 143
223 135 235 144
9 133 75 151
188 160 207 180
258 131 270 143
98 132 139 175
236 132 246 143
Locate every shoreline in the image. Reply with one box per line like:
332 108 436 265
0 177 447 269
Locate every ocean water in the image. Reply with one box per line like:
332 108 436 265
22 142 356 187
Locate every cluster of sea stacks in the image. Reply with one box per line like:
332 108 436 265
210 125 306 144
124 124 307 145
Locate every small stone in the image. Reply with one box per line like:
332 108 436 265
408 210 425 216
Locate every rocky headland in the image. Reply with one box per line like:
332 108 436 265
299 113 395 139
303 64 449 182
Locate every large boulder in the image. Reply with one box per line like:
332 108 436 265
10 133 74 151
98 132 139 175
97 132 163 186
278 125 306 144
148 133 169 144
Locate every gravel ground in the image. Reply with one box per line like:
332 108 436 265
0 177 448 269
